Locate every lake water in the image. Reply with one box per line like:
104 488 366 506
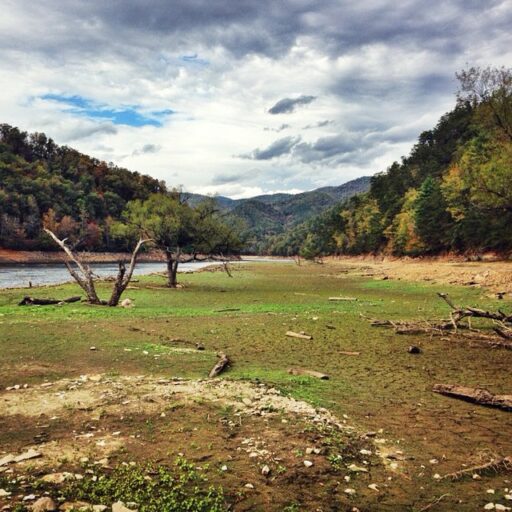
0 258 291 289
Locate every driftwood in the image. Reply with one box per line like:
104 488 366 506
19 295 81 306
209 353 230 378
368 293 512 350
433 384 512 411
285 331 313 340
288 368 329 380
441 456 512 480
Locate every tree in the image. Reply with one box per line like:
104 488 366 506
413 177 452 252
44 228 150 306
124 193 243 288
456 66 512 140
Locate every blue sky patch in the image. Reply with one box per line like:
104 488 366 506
41 94 173 127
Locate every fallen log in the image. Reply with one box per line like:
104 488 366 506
288 368 329 380
441 456 512 480
19 296 81 306
209 353 230 378
285 331 312 340
432 384 512 411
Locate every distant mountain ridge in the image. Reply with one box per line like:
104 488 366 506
185 176 371 251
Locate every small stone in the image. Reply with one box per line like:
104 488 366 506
484 504 495 511
221 465 228 472
30 497 57 511
303 460 313 468
429 459 438 464
344 488 356 495
121 299 134 308
505 495 512 501
92 507 108 512
112 501 138 512
368 484 379 492
433 473 441 480
249 452 259 458
90 346 97 351
495 505 511 511
244 483 254 489
305 447 314 455
488 490 496 494
261 465 271 476
242 398 253 406
348 464 368 473
23 494 37 501
0 489 11 497
473 473 481 480
360 449 372 456
60 502 92 511
408 345 421 354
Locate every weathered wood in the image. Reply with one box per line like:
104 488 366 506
209 353 230 378
19 296 81 306
329 296 358 301
441 456 512 480
285 331 312 340
433 384 512 411
288 368 329 380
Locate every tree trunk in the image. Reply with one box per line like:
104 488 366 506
166 250 180 288
108 238 150 306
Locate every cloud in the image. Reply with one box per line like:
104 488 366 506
240 136 301 160
303 120 334 129
0 1 511 197
264 123 290 132
268 95 317 114
132 143 161 156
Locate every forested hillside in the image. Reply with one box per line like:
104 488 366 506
0 124 166 251
267 67 512 258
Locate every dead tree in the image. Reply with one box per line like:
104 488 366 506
44 228 150 306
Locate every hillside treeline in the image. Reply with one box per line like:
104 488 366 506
0 125 166 250
266 67 512 258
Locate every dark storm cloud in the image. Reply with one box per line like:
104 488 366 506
10 0 510 63
240 136 301 160
268 95 317 115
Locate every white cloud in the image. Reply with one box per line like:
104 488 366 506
0 0 511 196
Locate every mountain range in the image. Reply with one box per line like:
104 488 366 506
186 176 371 250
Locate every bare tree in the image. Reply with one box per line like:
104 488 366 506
44 228 150 306
456 66 512 140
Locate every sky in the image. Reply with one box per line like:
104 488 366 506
1 1 511 198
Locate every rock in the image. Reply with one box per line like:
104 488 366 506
23 494 37 501
41 472 74 484
92 507 108 512
244 483 254 489
303 460 313 468
261 465 271 476
368 484 379 492
242 398 253 406
89 346 97 351
121 299 134 308
360 449 372 456
484 504 495 511
112 501 138 512
30 497 57 511
344 488 356 495
0 489 11 497
60 502 93 511
220 465 228 472
495 505 511 511
14 448 42 463
408 345 421 354
348 464 368 473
